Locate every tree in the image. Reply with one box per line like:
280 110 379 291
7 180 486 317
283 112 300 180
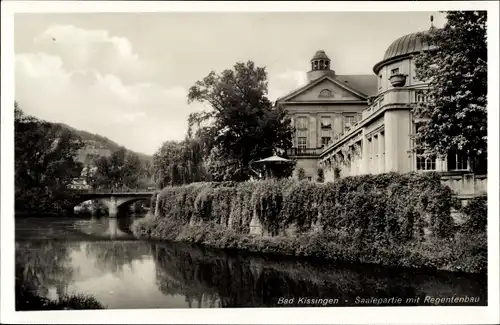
15 102 84 213
153 139 208 188
187 61 295 181
122 152 142 188
316 168 325 183
90 148 147 190
412 11 487 172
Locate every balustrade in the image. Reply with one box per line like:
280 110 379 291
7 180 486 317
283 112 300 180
286 147 323 157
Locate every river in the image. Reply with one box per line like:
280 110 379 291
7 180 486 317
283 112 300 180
15 215 487 309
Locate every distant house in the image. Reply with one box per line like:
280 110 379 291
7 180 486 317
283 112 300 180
68 178 91 191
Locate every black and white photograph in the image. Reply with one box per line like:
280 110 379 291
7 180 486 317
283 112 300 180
1 1 499 324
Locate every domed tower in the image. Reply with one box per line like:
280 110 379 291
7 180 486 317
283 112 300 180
307 50 336 82
369 17 438 174
373 16 437 94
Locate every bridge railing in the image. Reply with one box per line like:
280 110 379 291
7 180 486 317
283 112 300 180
70 187 157 194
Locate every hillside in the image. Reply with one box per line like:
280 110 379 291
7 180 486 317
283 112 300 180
57 123 153 165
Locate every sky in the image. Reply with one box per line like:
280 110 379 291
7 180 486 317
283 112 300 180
14 11 446 155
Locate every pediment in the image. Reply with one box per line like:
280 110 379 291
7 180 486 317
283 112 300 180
280 77 366 102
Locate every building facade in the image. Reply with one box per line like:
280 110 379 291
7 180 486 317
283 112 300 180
276 50 377 180
276 28 487 199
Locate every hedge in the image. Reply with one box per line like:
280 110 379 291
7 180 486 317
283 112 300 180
132 172 487 273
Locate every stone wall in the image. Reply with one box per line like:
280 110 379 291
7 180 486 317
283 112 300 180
441 174 487 201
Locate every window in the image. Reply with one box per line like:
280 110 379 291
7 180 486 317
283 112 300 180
415 90 434 103
319 89 333 98
298 137 307 149
321 137 331 147
391 68 400 75
344 115 357 131
320 116 332 129
296 117 308 130
416 150 437 171
447 151 469 171
414 123 437 171
379 74 382 89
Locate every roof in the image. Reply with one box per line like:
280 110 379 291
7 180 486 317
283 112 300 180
275 74 377 103
254 155 292 163
311 50 330 61
373 30 435 74
335 75 378 97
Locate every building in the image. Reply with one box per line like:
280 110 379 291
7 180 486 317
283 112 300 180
276 50 377 180
277 25 487 199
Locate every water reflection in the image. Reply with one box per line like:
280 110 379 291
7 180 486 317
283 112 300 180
74 216 136 240
16 241 79 299
152 243 487 307
15 216 487 309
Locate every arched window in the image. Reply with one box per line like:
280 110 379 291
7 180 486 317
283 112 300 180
319 89 333 98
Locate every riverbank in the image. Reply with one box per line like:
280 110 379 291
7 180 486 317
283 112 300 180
131 174 488 274
132 216 486 274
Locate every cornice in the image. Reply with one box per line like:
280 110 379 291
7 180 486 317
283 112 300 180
320 102 412 158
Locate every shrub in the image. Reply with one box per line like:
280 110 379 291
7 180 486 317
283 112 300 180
16 285 105 310
297 168 306 180
460 196 487 234
228 181 258 233
211 186 237 226
280 181 320 232
251 180 285 235
316 168 325 183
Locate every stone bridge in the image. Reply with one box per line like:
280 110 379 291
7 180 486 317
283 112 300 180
69 189 160 218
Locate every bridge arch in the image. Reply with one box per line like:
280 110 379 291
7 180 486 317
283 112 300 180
68 190 158 218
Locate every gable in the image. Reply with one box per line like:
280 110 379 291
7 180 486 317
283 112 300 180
285 78 366 102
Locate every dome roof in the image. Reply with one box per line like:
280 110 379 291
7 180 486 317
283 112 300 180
311 50 330 61
373 30 434 74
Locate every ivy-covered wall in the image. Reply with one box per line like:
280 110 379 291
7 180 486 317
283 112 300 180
132 172 487 273
154 172 457 239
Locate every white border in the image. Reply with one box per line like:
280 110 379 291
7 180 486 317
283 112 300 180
1 1 499 324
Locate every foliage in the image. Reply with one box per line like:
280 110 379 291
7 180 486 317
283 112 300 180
316 168 325 183
251 180 286 235
297 168 306 181
228 181 259 233
333 167 341 179
153 139 209 188
280 181 320 232
460 196 487 234
152 173 455 241
88 147 149 190
187 61 295 181
134 172 487 273
16 288 105 311
15 103 84 213
412 11 487 171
